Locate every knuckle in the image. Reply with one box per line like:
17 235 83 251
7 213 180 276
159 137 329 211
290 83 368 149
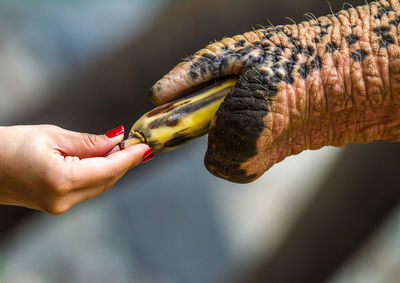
42 198 71 215
38 124 61 133
52 180 71 195
42 168 72 195
80 133 100 149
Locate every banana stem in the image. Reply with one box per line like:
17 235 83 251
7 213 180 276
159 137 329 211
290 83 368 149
119 133 145 149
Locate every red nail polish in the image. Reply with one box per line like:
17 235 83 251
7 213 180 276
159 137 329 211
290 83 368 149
105 126 124 138
142 147 153 159
142 153 154 163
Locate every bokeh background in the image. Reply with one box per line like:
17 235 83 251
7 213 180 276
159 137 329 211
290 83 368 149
1 0 400 282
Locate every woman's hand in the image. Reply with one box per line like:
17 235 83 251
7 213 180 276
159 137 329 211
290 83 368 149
0 125 153 214
150 0 400 183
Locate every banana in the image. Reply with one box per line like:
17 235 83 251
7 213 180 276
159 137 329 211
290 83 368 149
121 77 238 152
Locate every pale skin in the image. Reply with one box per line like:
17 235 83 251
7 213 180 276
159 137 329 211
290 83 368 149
0 125 151 215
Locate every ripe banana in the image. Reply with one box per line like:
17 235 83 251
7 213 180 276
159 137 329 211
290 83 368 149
121 77 238 152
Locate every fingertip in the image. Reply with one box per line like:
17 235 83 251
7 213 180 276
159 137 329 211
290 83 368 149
141 153 155 163
122 143 151 169
104 125 125 147
107 133 125 145
106 143 148 160
105 125 125 138
122 143 150 154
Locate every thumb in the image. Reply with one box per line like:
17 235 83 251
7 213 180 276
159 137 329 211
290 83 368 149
57 126 125 159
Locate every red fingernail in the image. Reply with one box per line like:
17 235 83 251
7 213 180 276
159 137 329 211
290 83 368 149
142 147 153 159
142 153 155 163
105 126 124 138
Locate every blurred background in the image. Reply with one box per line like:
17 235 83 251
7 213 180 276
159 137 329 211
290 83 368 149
0 0 400 282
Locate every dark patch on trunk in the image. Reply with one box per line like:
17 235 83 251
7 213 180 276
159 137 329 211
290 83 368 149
321 24 331 29
351 49 368 62
292 44 303 54
379 35 395 47
374 26 391 35
273 47 283 56
275 44 287 51
237 46 255 56
304 46 315 57
372 26 394 48
189 70 199 79
201 53 219 62
318 31 328 37
262 33 273 40
221 45 230 51
205 68 275 183
374 6 393 19
189 42 267 79
311 55 322 70
290 53 299 63
235 39 247 47
390 16 400 26
283 61 295 84
346 34 359 45
325 42 338 53
298 63 310 79
266 53 279 63
261 42 271 48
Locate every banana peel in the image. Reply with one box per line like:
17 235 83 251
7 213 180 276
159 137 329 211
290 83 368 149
121 77 238 152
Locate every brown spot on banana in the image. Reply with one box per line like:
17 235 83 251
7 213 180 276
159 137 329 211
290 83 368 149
122 77 238 152
150 0 400 183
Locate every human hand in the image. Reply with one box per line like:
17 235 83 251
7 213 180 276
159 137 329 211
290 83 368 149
0 125 153 214
150 0 400 183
